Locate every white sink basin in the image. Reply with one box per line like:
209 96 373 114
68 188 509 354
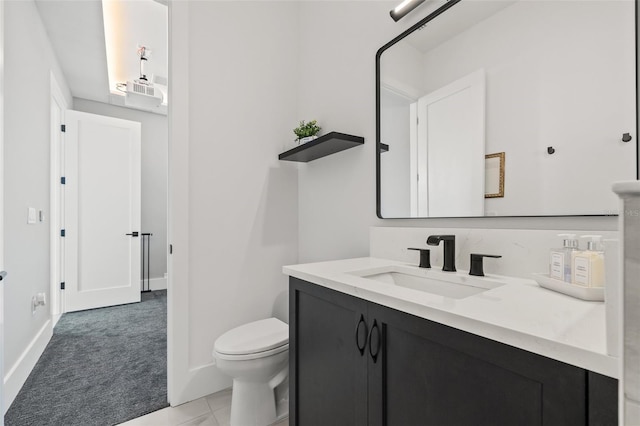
349 265 506 300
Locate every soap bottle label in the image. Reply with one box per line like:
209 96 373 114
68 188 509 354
550 252 564 280
574 256 589 286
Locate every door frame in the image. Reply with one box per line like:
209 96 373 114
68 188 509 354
50 73 67 324
167 0 189 405
0 0 5 419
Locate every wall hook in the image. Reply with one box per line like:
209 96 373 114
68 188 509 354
547 146 555 155
622 133 632 143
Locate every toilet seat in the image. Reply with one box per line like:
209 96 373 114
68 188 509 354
214 318 289 361
214 343 289 361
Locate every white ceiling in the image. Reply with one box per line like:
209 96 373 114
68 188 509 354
406 0 517 54
35 0 167 109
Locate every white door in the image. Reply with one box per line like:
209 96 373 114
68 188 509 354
416 69 486 217
64 110 141 312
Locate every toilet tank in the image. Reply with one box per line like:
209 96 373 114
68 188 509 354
272 290 289 324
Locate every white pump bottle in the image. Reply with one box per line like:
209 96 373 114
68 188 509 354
571 235 605 287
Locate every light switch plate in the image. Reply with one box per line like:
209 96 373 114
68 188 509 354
27 207 36 224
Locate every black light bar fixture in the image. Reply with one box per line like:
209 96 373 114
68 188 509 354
390 0 427 21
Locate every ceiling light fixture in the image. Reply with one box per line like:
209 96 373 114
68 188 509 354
390 0 427 22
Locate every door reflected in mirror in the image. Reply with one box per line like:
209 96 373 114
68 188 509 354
377 0 637 218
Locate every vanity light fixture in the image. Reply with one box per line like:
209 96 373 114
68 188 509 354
390 0 427 22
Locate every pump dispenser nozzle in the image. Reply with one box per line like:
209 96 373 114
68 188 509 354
558 233 579 249
581 235 603 251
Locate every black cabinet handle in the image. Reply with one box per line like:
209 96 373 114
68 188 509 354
355 314 368 356
368 319 381 363
0 271 7 281
126 232 139 237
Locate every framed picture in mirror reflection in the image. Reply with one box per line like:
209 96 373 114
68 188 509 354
485 152 505 199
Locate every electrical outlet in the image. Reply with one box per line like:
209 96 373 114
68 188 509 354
31 292 47 315
27 207 36 224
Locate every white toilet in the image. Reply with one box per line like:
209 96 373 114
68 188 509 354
213 317 289 426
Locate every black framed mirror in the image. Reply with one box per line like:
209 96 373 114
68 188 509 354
376 0 638 219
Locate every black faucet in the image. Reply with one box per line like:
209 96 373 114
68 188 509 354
408 248 431 268
426 235 456 272
469 254 502 277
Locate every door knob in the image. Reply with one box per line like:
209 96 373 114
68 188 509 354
126 232 139 237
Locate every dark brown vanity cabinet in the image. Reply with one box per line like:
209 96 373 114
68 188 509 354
289 277 618 426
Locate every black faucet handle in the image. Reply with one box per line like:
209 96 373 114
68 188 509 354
408 248 431 269
426 234 455 245
469 254 502 277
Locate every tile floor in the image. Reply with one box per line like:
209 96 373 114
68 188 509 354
118 388 289 426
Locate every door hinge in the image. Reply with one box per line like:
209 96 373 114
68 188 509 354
61 176 66 185
61 124 66 132
60 229 65 237
60 282 65 290
169 244 173 254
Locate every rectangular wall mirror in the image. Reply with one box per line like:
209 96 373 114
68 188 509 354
376 0 637 218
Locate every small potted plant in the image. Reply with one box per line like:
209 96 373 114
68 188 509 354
293 120 321 145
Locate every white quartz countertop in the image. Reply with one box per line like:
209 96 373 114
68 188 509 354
283 257 619 379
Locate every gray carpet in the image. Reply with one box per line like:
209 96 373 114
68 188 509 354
5 290 169 426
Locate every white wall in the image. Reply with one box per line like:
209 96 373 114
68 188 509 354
73 98 168 282
169 1 299 403
380 40 424 98
296 1 619 264
380 89 412 217
297 1 418 263
420 1 635 216
167 0 625 404
3 0 72 411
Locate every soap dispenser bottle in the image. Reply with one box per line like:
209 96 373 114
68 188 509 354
550 233 579 282
571 235 605 287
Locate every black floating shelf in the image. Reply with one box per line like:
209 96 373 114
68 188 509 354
279 131 364 162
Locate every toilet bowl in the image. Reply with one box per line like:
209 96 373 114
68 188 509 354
213 317 289 426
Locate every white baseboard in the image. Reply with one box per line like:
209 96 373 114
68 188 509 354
141 277 167 291
169 363 232 407
52 313 62 328
4 319 53 414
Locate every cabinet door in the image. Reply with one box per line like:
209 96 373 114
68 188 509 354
368 302 587 426
290 278 368 426
588 371 618 425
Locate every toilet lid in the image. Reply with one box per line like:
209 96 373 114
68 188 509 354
214 318 289 355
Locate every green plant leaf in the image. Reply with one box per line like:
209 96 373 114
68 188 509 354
293 119 321 139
